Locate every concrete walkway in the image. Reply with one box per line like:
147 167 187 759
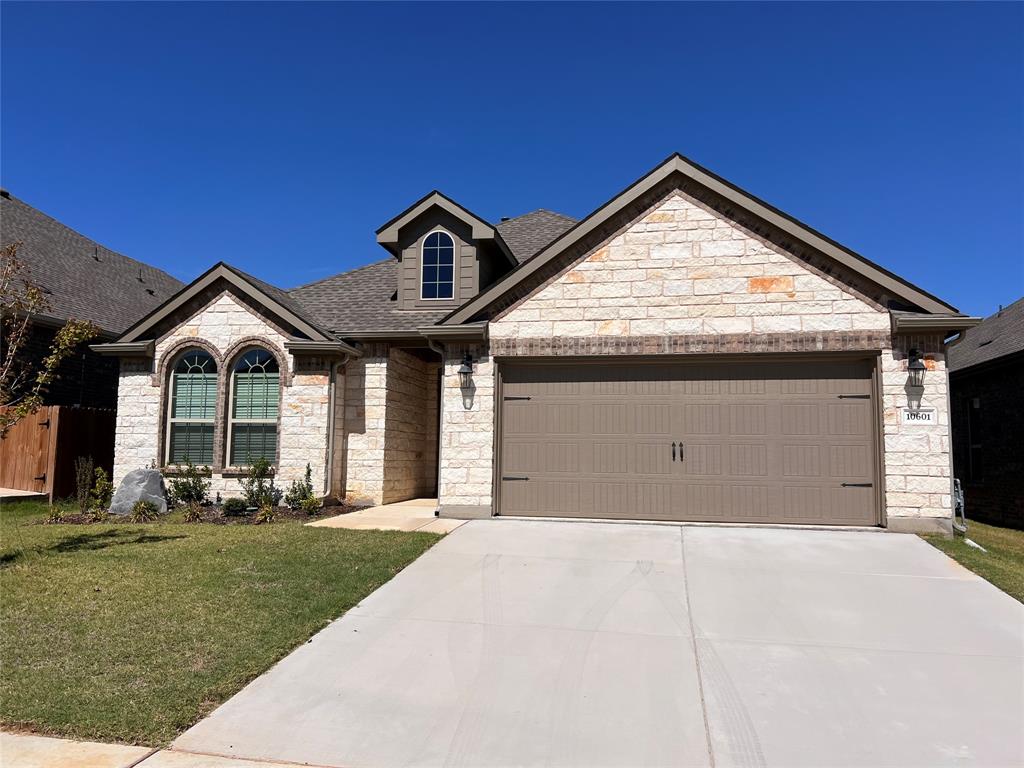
306 497 465 534
0 732 319 767
173 520 1024 767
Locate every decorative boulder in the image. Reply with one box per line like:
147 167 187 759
109 469 168 517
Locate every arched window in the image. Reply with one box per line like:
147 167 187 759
421 231 455 300
227 348 280 466
166 350 217 466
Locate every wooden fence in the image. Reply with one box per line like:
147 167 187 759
0 406 115 500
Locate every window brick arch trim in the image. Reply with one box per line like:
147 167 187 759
157 338 225 470
222 337 287 469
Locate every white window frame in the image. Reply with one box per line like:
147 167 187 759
420 229 456 301
164 350 217 468
225 349 280 468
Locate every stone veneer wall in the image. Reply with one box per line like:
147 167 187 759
881 335 952 528
382 348 439 503
342 346 388 505
438 190 953 528
113 291 332 497
437 342 494 516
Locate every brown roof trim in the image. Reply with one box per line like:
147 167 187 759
890 311 981 335
418 322 488 341
90 340 155 357
441 153 959 326
115 262 334 344
375 190 515 265
283 339 362 358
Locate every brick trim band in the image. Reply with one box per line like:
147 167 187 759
490 330 893 357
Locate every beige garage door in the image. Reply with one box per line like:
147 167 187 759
498 358 879 525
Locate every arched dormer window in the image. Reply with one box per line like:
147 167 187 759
166 350 217 466
227 348 280 466
422 231 455 300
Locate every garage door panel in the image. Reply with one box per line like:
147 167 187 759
681 444 723 476
828 403 872 436
504 441 579 474
499 359 878 525
782 445 822 477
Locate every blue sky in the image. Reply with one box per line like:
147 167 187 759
2 2 1022 317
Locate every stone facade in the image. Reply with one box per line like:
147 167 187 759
340 345 440 506
113 291 332 498
437 342 494 516
110 189 956 530
453 190 954 530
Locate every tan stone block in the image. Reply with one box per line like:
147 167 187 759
747 275 794 294
597 319 629 335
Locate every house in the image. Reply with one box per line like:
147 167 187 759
948 298 1024 529
95 154 980 534
1 190 183 497
1 189 183 409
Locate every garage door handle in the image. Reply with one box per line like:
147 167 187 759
841 482 873 488
672 442 676 461
503 396 531 401
837 394 870 399
502 476 529 481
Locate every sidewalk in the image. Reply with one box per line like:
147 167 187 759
305 497 465 534
0 731 326 768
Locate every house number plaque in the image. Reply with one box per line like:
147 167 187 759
901 408 937 425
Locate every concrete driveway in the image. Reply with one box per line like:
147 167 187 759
174 520 1024 768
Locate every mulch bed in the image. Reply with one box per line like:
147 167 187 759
39 504 354 526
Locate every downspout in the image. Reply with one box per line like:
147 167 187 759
426 338 445 517
324 354 351 499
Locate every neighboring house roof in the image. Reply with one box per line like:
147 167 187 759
496 209 577 263
0 190 183 335
947 297 1024 373
289 259 449 336
442 153 965 326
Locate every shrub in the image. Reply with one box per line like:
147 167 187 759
253 503 275 524
181 502 204 523
74 456 94 514
222 497 248 516
44 505 63 524
300 495 322 516
89 507 108 523
129 499 159 523
239 457 282 509
90 467 113 511
284 464 315 509
166 462 211 508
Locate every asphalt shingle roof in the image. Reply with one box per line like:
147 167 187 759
496 209 577 263
288 209 577 336
947 297 1024 372
289 259 449 335
1 191 183 335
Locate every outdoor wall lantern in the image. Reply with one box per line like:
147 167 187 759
458 353 474 390
907 348 927 388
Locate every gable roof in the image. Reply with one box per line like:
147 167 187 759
947 297 1024 373
288 259 450 336
441 153 963 326
375 190 515 265
0 190 183 335
112 262 336 345
496 209 577 263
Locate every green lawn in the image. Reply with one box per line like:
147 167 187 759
923 521 1024 603
0 499 439 746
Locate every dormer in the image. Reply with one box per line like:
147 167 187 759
376 191 517 310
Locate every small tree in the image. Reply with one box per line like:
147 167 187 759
74 456 94 515
1 242 98 436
